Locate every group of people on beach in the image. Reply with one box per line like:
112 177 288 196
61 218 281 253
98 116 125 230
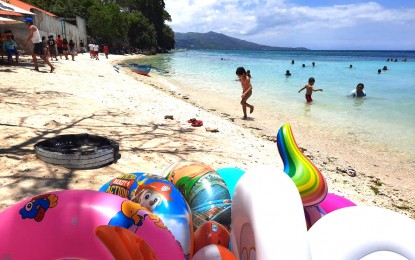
44 35 77 62
19 17 79 72
235 65 367 118
9 17 112 73
88 42 109 60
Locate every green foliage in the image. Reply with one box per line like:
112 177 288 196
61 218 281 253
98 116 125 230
127 11 156 49
22 0 175 51
160 25 175 50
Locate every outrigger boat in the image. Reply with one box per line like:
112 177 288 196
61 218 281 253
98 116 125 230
130 64 151 76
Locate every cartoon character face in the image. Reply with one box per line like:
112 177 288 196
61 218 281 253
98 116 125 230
137 190 162 211
19 194 58 222
131 181 173 212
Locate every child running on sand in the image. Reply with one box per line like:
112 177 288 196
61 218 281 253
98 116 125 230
298 77 323 103
236 67 254 119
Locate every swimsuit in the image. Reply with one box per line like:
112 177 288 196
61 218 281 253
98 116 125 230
306 94 313 102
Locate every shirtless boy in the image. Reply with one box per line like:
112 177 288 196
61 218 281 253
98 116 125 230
236 67 254 119
298 77 323 103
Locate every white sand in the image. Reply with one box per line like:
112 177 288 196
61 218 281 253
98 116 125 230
0 53 413 219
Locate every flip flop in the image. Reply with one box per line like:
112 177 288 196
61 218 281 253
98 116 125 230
191 120 203 127
187 118 197 123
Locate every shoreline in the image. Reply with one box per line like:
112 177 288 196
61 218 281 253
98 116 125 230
0 53 413 219
115 55 415 218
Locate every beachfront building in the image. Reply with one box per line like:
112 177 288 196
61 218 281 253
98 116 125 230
0 0 87 55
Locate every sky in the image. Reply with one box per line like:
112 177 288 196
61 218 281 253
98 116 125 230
164 0 415 50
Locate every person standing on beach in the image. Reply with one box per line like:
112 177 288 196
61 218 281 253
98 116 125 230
236 67 254 119
56 35 63 59
103 44 109 59
93 44 99 60
47 35 58 61
79 40 85 53
298 77 323 103
68 39 76 61
23 17 55 73
62 38 69 60
88 41 94 58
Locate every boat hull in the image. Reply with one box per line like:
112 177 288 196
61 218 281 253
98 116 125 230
130 65 151 76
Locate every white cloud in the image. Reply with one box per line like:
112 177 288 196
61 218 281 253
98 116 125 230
165 0 415 49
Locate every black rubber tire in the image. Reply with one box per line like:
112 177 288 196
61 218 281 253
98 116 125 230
34 134 120 169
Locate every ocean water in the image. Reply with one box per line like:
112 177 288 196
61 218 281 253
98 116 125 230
131 50 415 156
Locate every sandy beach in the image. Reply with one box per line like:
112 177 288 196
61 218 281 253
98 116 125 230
0 53 413 219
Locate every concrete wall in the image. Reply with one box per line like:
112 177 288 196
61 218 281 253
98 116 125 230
0 10 87 54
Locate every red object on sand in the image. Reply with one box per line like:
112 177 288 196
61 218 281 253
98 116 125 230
191 120 203 127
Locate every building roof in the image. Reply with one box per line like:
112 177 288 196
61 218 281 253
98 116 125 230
8 0 57 17
0 9 23 16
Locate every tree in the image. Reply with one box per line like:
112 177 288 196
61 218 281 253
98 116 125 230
87 2 130 46
127 12 156 50
160 25 175 50
22 0 175 51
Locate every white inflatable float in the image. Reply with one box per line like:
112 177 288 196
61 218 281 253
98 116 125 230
230 165 311 259
230 165 415 260
308 206 415 260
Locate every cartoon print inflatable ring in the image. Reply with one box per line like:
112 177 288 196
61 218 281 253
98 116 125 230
0 190 184 259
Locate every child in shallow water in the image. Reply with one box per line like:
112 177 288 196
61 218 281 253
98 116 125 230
236 67 254 119
298 77 323 103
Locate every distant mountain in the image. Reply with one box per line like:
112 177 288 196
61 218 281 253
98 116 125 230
174 31 308 50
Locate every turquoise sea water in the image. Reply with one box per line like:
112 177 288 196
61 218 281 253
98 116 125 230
132 50 415 156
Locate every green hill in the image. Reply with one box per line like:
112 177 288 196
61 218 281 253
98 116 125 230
174 31 308 50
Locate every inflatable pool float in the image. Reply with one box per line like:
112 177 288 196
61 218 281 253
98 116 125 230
95 225 158 259
216 167 245 198
0 190 184 259
194 220 230 254
100 172 193 259
192 245 236 260
163 161 232 231
319 192 356 214
276 124 328 206
308 206 415 259
230 165 310 259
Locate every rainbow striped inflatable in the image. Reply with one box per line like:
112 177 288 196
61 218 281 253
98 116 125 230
276 124 327 206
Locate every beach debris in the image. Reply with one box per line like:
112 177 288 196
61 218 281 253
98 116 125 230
336 166 356 177
262 135 276 142
205 127 219 133
221 113 231 117
182 95 189 100
164 115 174 120
191 120 203 127
44 120 61 127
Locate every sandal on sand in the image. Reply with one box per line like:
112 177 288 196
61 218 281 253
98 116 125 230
191 120 203 127
187 118 197 123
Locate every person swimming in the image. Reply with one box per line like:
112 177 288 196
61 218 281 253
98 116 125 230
349 83 366 98
285 70 291 76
